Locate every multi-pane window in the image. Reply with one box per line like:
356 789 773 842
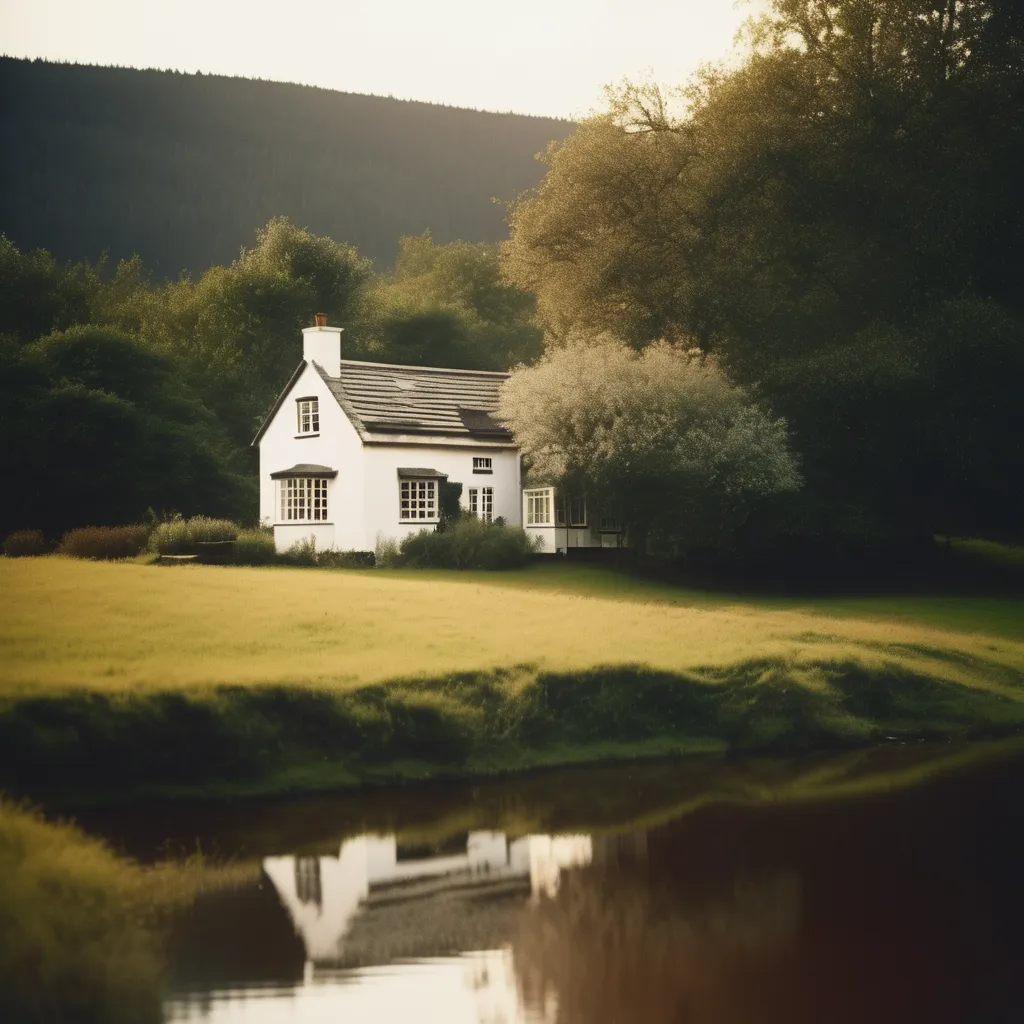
599 510 621 531
400 479 438 521
525 489 552 526
556 495 586 527
472 456 493 473
468 487 493 522
280 477 329 521
296 398 319 435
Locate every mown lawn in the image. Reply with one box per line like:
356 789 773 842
2 557 1023 696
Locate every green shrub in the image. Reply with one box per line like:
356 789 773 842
317 549 375 569
375 533 401 568
149 516 239 555
278 536 318 566
60 525 151 560
233 529 276 566
2 530 48 558
397 516 540 569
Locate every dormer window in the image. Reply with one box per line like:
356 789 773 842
296 397 319 436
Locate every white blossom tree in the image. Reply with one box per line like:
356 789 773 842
498 335 801 554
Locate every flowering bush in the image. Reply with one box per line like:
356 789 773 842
499 335 801 554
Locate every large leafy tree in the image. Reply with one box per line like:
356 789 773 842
498 335 801 555
0 327 254 538
132 217 374 446
0 234 100 343
361 232 543 370
503 0 1024 542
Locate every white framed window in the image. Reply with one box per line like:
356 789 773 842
472 456 493 474
280 477 329 521
296 397 319 435
524 488 553 526
468 487 493 522
400 479 438 521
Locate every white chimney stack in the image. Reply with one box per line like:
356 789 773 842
302 313 343 378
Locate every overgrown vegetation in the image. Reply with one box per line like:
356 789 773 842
233 528 277 566
60 525 151 560
2 530 47 558
0 800 259 1023
148 516 239 555
396 517 540 569
1 656 1021 804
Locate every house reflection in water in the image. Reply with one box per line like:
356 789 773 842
262 830 595 971
165 830 644 1022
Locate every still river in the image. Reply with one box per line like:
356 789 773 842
79 742 1024 1024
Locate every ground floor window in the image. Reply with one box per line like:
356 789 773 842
555 494 587 527
468 486 493 522
525 488 553 526
280 477 329 521
400 479 438 521
599 510 621 531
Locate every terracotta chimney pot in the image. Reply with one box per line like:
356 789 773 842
314 312 328 328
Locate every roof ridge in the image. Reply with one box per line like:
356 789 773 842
337 358 510 378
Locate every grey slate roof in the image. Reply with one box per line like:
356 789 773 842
270 464 338 479
317 360 513 444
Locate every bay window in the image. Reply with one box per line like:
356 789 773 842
280 477 329 521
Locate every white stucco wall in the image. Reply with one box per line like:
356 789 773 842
258 363 365 553
363 443 521 551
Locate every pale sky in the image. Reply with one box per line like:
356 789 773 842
0 0 757 119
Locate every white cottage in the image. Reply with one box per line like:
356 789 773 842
253 316 623 555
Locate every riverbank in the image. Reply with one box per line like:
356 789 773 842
5 736 1024 1024
2 558 1023 804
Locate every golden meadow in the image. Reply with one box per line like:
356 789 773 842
1 556 1023 802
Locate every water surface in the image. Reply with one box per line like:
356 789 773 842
82 744 1024 1024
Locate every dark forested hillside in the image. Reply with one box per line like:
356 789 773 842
0 58 572 275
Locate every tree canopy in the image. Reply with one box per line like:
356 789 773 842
360 232 543 370
503 0 1024 545
0 327 254 538
498 336 801 554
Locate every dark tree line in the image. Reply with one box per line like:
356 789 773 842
0 57 572 276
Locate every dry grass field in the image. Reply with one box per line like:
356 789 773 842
1 557 1023 698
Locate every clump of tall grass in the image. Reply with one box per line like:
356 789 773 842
233 528 276 566
149 516 238 555
398 516 541 569
0 800 261 1024
0 801 164 1023
375 533 401 567
275 536 374 568
278 535 318 566
2 529 48 558
60 525 151 560
318 549 375 569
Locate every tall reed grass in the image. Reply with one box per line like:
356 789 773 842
149 516 238 555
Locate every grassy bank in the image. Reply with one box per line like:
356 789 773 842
1 558 1023 802
0 800 257 1023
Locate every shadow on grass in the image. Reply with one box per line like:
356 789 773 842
2 657 1022 803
